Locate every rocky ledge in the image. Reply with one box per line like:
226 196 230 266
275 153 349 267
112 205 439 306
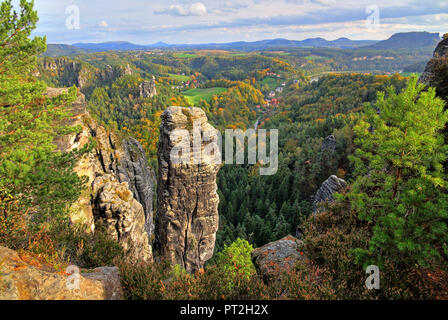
0 246 122 300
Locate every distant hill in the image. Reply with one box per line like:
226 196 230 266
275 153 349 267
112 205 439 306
71 41 147 52
69 37 378 53
60 32 441 54
364 31 440 51
43 44 86 57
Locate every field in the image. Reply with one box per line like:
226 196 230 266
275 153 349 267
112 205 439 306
304 54 330 61
166 73 191 82
174 52 198 58
260 77 280 89
183 87 227 105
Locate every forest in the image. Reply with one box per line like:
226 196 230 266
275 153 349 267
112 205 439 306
1 0 447 301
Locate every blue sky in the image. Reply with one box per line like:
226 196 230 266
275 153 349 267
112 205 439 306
29 0 448 44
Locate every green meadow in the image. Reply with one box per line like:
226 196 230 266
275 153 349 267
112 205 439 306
183 87 227 105
174 52 198 58
167 73 191 81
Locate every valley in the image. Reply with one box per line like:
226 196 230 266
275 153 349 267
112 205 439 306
1 0 448 302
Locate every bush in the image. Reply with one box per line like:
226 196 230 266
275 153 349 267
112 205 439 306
301 192 444 299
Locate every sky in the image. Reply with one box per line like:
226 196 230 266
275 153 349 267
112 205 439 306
28 0 448 44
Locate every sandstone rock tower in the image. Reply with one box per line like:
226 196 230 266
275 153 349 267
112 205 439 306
156 106 221 273
139 76 157 98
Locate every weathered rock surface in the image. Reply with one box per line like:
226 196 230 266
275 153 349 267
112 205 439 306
419 35 448 85
313 175 347 213
52 88 155 262
39 58 135 91
40 57 93 89
81 267 122 300
321 135 336 152
139 76 157 98
251 235 304 281
157 106 221 273
0 246 122 300
92 175 152 262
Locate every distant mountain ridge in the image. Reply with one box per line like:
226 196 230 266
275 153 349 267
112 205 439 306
43 44 86 57
364 31 440 50
45 31 441 54
72 41 147 51
67 37 377 52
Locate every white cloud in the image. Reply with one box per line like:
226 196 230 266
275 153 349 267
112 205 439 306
155 2 207 16
310 0 337 6
190 2 207 16
99 20 108 27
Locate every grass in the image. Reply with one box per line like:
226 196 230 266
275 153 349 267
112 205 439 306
174 53 198 58
260 77 279 89
304 55 329 61
166 73 191 82
183 87 227 105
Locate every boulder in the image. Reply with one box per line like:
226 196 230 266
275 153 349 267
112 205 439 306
251 235 304 281
313 175 347 213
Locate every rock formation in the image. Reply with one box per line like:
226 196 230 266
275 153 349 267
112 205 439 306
92 174 152 262
419 34 448 85
156 106 221 273
50 88 155 262
313 175 347 213
40 57 93 89
251 235 304 282
0 246 122 300
139 76 157 98
123 63 133 76
321 134 336 152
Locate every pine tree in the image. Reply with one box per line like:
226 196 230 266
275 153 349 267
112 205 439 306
0 0 87 244
350 76 448 269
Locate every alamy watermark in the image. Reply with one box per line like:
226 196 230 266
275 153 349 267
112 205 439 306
65 5 80 30
365 5 380 30
66 265 80 290
169 121 278 176
365 265 380 290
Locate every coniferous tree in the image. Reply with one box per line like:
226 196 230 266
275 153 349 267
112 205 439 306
0 0 86 243
350 76 448 269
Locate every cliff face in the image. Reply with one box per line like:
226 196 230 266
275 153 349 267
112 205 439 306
39 58 135 90
40 57 94 89
156 107 221 273
419 35 448 85
50 88 155 262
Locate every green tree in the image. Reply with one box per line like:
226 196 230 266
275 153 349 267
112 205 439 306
215 238 256 290
350 76 448 269
0 0 86 244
